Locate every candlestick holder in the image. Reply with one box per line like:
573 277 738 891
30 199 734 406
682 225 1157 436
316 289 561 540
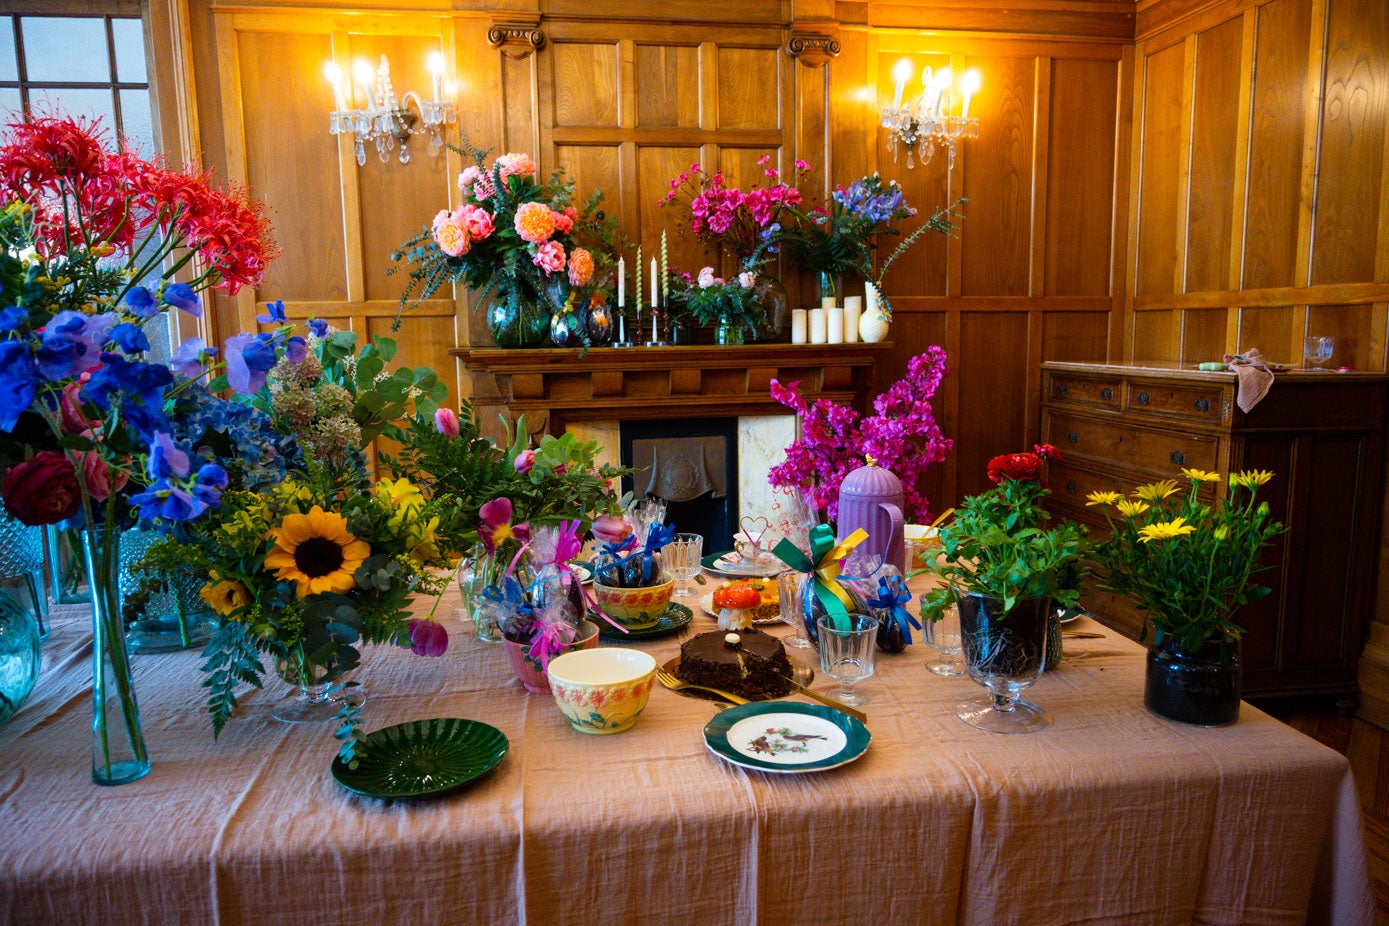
612 311 633 348
644 306 667 347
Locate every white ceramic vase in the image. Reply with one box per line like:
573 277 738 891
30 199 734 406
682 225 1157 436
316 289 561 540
860 283 891 343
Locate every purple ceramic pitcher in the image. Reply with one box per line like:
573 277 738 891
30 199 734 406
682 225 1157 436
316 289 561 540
836 460 906 574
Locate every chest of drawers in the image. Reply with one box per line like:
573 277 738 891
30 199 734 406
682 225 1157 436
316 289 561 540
1039 361 1389 701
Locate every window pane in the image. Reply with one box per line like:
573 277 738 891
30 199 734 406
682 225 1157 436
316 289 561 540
111 18 145 83
119 88 152 153
0 88 20 120
28 87 115 137
21 17 108 83
0 18 17 82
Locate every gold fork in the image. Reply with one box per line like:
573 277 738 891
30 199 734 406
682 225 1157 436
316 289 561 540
653 666 750 705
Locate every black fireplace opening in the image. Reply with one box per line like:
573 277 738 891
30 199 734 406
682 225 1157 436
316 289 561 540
619 417 738 554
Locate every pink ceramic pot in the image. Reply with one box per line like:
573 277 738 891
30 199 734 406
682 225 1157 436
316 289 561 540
503 620 600 693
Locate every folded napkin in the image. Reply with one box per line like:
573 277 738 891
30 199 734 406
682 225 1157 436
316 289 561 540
1222 348 1275 413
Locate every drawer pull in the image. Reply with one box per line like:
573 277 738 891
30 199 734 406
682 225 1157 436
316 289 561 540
1170 450 1186 465
1067 431 1079 444
1056 383 1070 397
1136 392 1151 405
1194 397 1211 412
1100 387 1113 401
1065 480 1077 494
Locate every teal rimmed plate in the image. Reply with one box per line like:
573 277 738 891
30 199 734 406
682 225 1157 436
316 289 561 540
598 601 693 640
331 718 509 799
703 701 870 774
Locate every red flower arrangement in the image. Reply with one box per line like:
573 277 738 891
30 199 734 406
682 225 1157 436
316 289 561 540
986 444 1060 485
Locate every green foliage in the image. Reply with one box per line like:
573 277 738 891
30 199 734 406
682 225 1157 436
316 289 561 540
872 199 967 319
334 685 367 769
919 475 1090 623
200 620 265 738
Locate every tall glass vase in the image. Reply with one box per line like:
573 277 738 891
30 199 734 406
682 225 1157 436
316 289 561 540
80 527 150 785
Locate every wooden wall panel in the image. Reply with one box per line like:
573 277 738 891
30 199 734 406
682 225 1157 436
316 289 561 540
635 44 700 128
638 145 706 264
1180 306 1227 361
1043 311 1110 360
1184 17 1242 294
1237 305 1294 357
960 54 1035 297
956 312 1030 496
1133 308 1178 357
1309 0 1388 286
236 30 346 307
716 47 781 130
1135 41 1185 297
556 144 624 221
1045 58 1118 297
1243 0 1311 291
1307 303 1374 370
552 42 619 127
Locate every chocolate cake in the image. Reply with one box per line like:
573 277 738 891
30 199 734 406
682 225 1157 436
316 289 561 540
677 629 793 699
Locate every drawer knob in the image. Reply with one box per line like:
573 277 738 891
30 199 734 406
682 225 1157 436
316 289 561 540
1065 480 1077 494
1136 392 1151 405
1100 387 1113 401
1194 397 1211 412
1057 383 1070 396
1067 431 1079 444
1170 450 1186 465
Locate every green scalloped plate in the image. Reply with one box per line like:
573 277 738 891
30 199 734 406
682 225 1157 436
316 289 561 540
703 701 870 774
598 601 694 640
331 718 509 799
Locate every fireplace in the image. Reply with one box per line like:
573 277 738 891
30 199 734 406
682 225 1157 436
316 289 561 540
620 418 738 554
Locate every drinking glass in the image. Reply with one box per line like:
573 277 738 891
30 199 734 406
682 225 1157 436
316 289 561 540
777 571 813 649
922 603 963 676
817 614 878 706
1304 336 1335 371
664 532 704 598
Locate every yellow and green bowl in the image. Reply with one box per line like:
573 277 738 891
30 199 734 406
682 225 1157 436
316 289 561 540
546 648 657 735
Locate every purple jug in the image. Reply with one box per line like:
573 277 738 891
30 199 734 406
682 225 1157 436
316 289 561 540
836 461 906 574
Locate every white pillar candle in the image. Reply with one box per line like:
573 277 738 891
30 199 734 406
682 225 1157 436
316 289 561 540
821 296 837 310
809 308 828 344
617 257 625 308
826 308 845 344
790 309 808 344
843 296 861 343
650 256 658 308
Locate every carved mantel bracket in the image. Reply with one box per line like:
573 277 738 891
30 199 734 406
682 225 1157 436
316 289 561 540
787 27 840 67
488 13 545 60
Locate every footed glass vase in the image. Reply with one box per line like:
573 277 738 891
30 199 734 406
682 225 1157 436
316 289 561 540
80 528 150 785
272 648 357 724
956 593 1052 734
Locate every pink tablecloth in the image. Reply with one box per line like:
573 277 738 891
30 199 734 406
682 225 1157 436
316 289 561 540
0 594 1373 925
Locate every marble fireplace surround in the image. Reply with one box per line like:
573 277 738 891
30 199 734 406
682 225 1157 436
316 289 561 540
452 343 890 522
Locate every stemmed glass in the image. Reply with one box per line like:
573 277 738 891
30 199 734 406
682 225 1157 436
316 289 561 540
664 532 704 598
955 594 1051 733
817 614 878 706
777 571 814 649
922 602 963 676
1304 336 1335 371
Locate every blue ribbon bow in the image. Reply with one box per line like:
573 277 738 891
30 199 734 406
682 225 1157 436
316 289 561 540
869 574 920 644
641 522 678 583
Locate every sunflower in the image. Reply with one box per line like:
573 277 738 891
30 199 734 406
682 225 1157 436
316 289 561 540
200 574 252 617
264 505 371 598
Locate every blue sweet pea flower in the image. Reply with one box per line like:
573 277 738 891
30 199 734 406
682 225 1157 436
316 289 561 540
162 283 202 318
82 354 174 437
170 338 215 378
110 322 150 355
256 300 288 324
308 317 329 338
147 430 191 479
0 339 38 431
192 462 229 508
35 311 116 381
224 332 278 395
128 480 202 522
0 306 28 334
124 286 158 319
284 336 307 365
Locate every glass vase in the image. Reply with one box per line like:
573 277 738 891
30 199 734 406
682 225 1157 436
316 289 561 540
120 529 217 654
0 498 47 638
0 587 40 728
1145 632 1241 726
272 647 349 724
816 271 840 305
715 314 745 345
955 593 1052 734
80 527 150 785
484 286 551 349
467 547 504 643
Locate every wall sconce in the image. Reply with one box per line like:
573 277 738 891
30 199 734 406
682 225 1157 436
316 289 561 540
880 59 982 170
325 53 457 167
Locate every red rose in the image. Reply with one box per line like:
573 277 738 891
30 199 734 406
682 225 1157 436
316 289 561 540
1 450 82 525
986 452 1044 484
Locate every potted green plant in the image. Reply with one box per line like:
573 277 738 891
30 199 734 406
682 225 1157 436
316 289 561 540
1086 468 1283 726
918 446 1088 733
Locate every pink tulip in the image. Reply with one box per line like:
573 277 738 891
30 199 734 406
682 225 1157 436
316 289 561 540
434 407 460 438
514 449 536 474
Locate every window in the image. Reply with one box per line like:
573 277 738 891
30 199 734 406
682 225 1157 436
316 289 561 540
0 13 153 154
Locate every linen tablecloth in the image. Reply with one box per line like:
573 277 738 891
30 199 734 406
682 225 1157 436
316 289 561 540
0 594 1372 925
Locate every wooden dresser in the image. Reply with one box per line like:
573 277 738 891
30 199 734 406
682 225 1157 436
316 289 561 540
1039 360 1389 702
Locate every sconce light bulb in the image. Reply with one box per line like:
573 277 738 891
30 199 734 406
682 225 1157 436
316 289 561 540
352 60 373 85
961 69 982 95
891 58 914 85
323 61 342 85
427 51 445 76
934 66 953 89
920 65 933 87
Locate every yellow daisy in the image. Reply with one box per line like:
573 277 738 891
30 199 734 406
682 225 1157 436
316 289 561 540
1115 499 1151 518
264 505 371 599
1085 491 1122 507
1230 469 1274 489
1133 480 1180 502
1138 517 1197 543
1180 467 1221 483
200 574 252 617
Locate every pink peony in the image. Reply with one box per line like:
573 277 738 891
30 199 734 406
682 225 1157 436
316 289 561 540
552 209 574 234
457 205 495 241
433 407 460 438
458 166 495 201
80 450 128 501
532 240 565 275
696 266 717 289
738 271 756 288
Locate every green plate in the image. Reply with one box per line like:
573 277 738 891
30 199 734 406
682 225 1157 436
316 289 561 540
598 601 694 640
331 718 509 799
703 701 870 774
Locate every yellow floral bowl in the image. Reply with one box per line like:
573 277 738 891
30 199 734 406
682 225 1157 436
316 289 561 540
546 648 657 735
592 572 674 630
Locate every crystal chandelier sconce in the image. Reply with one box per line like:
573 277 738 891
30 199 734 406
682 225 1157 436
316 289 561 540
880 60 982 170
325 53 457 167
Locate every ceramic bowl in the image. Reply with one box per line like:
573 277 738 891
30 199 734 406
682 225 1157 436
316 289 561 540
592 572 674 630
546 647 657 735
502 620 600 694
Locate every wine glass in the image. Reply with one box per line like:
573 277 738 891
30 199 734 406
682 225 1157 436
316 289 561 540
817 613 878 706
955 594 1051 733
922 602 964 676
1304 336 1335 371
664 532 703 598
777 571 813 649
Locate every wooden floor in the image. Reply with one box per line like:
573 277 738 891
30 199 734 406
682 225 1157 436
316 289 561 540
1255 698 1389 923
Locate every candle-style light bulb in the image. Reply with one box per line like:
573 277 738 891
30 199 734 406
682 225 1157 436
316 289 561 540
960 68 982 120
933 66 953 116
427 51 444 102
617 256 626 308
891 58 913 109
324 61 345 111
352 59 375 111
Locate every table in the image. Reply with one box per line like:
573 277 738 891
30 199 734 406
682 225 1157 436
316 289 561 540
0 592 1373 925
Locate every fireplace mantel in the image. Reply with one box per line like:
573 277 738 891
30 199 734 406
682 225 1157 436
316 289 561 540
452 343 891 438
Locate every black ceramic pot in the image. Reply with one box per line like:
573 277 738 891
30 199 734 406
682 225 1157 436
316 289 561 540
1144 633 1241 726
